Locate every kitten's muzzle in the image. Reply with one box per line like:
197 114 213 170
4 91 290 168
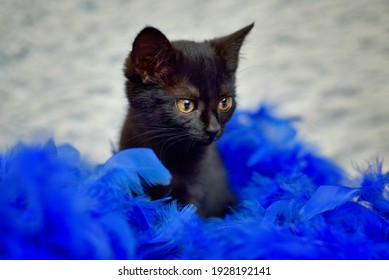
192 130 220 146
206 130 220 142
196 129 221 145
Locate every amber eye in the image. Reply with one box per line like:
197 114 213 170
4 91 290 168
218 97 233 111
176 99 195 113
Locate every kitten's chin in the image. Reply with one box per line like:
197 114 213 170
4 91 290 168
194 135 221 147
196 139 214 147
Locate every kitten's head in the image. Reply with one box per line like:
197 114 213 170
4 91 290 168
123 24 253 148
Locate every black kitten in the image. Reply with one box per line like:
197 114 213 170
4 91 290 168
119 24 254 217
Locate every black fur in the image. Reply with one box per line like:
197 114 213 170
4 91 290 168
119 24 254 217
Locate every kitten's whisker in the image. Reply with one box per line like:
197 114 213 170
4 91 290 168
184 138 197 153
126 123 178 130
124 130 160 145
124 127 182 146
161 134 185 159
159 133 188 163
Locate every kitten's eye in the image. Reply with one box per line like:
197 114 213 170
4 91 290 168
176 99 195 113
218 97 233 111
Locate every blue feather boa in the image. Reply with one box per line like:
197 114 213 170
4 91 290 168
1 105 388 259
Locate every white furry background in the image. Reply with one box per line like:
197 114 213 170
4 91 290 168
1 0 388 175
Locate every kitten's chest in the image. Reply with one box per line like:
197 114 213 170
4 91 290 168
167 144 235 217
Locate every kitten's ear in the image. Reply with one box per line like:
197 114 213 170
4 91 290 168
209 23 254 72
126 27 174 83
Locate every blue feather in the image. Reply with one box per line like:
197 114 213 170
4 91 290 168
300 185 360 220
96 148 171 196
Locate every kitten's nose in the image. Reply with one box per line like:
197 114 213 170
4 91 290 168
206 115 221 142
206 129 219 142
